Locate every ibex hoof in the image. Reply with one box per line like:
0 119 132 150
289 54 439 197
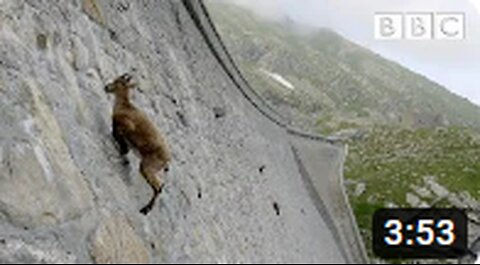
140 205 153 215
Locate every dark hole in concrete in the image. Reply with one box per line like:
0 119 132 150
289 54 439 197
108 29 118 41
121 157 130 166
273 202 280 216
150 242 156 249
197 188 202 199
176 111 188 127
23 226 29 231
213 107 226 119
0 239 5 244
150 100 159 113
36 33 48 50
259 165 266 174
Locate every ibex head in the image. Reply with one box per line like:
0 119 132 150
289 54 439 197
104 73 137 93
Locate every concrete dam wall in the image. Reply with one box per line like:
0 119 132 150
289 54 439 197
0 0 366 263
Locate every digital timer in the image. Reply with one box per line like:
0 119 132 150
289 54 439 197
372 208 467 259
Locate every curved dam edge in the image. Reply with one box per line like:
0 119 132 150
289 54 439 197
182 0 368 263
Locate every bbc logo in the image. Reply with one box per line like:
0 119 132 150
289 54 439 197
374 13 465 40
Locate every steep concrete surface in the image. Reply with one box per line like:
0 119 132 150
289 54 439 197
185 1 367 262
0 0 366 263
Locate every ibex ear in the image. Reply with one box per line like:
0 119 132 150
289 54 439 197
121 73 132 82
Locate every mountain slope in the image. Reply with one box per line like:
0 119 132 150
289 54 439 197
206 2 480 132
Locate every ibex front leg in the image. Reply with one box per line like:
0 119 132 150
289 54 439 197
113 121 130 155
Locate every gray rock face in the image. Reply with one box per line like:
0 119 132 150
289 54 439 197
89 215 149 263
0 237 76 264
353 182 366 197
424 176 450 198
406 193 421 207
0 0 365 263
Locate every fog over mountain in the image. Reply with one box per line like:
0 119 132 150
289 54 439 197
221 0 480 106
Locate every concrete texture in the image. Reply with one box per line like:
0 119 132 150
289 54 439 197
0 0 366 263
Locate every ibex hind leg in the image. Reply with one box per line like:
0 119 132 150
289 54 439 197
139 158 164 215
139 188 162 215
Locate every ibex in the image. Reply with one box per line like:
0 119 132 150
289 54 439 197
105 73 171 215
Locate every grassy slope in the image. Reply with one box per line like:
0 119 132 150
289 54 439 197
345 126 480 253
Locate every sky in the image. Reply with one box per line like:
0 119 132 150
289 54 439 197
224 0 480 106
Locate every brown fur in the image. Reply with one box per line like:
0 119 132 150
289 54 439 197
105 73 171 215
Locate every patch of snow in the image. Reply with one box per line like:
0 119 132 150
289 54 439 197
261 69 295 90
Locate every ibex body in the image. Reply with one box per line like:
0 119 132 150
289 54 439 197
105 73 171 215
